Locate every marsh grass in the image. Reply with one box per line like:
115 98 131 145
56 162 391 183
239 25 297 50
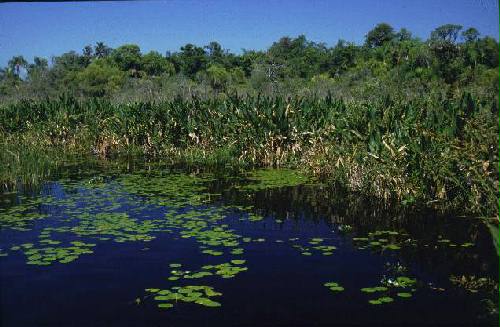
0 93 497 218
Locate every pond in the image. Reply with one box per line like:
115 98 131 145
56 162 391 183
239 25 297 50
0 161 498 326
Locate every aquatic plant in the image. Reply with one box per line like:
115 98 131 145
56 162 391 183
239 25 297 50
1 94 496 218
324 282 345 292
238 169 310 191
361 274 418 305
145 285 223 309
11 241 96 266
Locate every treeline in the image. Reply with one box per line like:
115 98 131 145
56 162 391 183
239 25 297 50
0 23 498 102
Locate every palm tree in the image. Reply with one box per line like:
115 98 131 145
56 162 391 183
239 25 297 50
95 42 112 58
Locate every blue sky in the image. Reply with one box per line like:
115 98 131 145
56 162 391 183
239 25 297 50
0 0 498 66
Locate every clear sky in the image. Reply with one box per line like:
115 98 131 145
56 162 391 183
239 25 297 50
0 0 498 66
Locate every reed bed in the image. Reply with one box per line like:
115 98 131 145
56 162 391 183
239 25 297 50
0 94 497 217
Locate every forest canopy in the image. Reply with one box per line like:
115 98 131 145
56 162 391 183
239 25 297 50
0 23 498 103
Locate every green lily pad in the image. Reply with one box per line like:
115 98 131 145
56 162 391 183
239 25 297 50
195 298 221 307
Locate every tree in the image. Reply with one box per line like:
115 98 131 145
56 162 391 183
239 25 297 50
205 41 225 65
407 42 431 69
476 36 499 68
27 56 49 77
82 45 94 66
49 51 88 93
429 24 464 83
249 64 270 92
83 45 93 58
268 36 294 59
27 57 48 73
365 23 396 48
175 44 207 78
76 59 125 97
430 24 463 43
206 64 229 92
326 40 359 76
26 57 50 97
95 42 112 58
267 35 326 78
33 57 48 69
111 44 142 73
397 28 412 42
462 28 480 43
229 67 246 84
460 28 481 68
240 49 266 76
142 51 175 76
52 51 85 71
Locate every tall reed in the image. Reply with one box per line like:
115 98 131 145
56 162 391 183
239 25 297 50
0 93 497 217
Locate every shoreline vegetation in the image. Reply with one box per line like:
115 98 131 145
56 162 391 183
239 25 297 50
0 23 498 220
1 93 497 219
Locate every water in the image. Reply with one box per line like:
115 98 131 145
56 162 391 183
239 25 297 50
0 162 498 326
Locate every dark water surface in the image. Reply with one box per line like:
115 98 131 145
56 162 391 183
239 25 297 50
0 162 498 326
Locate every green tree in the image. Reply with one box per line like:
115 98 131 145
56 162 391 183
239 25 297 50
206 64 229 92
111 44 142 74
0 74 20 96
175 44 207 78
26 57 51 98
429 24 464 83
365 23 396 48
396 28 413 42
476 36 499 67
49 51 87 93
82 45 94 66
142 51 175 76
76 59 125 97
27 57 49 78
462 27 480 43
27 57 49 75
267 35 327 78
325 40 359 77
240 50 266 76
430 24 463 43
205 41 225 65
95 42 112 58
52 51 85 71
229 67 246 84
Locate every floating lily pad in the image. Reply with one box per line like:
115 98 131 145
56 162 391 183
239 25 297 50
147 285 223 310
195 298 221 307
